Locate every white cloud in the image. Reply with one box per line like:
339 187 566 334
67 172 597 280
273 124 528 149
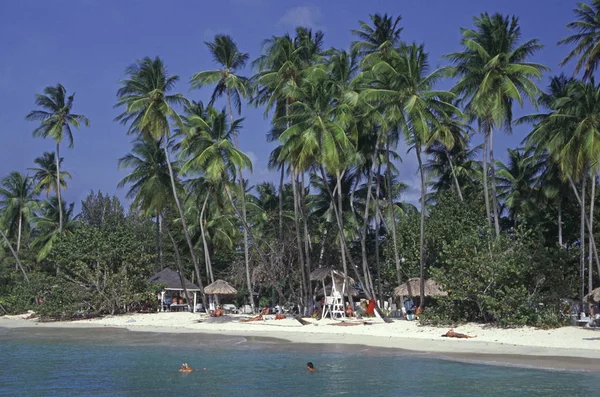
277 5 322 31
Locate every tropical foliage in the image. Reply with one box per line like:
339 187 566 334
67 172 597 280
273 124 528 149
2 6 600 327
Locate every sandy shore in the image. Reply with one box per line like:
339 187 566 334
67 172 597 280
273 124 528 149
2 312 600 370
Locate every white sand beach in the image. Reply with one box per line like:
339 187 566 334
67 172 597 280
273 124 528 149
2 312 600 366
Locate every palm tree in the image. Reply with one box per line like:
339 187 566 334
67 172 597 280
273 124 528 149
351 13 403 59
118 137 176 267
559 0 600 80
32 196 77 262
29 152 71 197
364 43 458 307
26 84 89 232
522 76 600 299
445 13 547 236
190 35 254 310
114 56 206 303
0 172 37 252
179 104 252 307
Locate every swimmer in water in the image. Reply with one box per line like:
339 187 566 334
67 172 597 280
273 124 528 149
179 363 193 372
306 362 317 372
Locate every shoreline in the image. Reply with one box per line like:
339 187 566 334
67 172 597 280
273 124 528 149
2 312 600 372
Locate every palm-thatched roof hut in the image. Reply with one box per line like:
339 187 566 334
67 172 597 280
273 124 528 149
394 278 447 297
585 287 600 304
204 279 238 295
309 268 355 284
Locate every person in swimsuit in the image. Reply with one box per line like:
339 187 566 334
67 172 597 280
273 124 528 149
179 363 193 372
441 329 475 339
306 362 317 372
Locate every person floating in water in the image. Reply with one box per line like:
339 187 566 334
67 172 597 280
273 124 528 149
179 363 193 372
306 362 317 372
441 329 476 339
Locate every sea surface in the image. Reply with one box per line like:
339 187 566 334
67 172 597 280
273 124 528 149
1 327 599 397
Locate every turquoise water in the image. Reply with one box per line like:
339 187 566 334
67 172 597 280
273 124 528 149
1 327 599 396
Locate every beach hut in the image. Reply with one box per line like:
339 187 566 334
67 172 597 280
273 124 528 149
204 280 238 311
148 267 202 313
394 278 447 297
310 268 355 319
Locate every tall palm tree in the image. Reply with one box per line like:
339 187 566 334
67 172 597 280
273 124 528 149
114 56 206 303
179 105 252 307
364 43 458 307
29 152 71 197
523 77 600 299
118 137 176 268
445 13 547 236
559 0 600 81
0 172 37 252
26 84 89 232
352 13 405 288
190 35 254 310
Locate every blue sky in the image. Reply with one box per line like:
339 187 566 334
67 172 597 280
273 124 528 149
0 0 580 207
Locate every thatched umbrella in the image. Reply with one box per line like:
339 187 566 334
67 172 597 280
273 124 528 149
204 279 238 295
584 287 600 304
394 278 447 297
309 268 355 284
317 283 359 297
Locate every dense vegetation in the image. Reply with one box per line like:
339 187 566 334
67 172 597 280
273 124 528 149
2 3 600 326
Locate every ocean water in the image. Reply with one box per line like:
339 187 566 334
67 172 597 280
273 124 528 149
1 327 599 397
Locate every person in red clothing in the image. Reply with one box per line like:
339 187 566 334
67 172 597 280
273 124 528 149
366 299 376 316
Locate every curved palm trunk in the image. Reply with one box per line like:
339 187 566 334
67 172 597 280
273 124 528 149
200 193 214 284
55 142 63 233
164 221 192 307
488 128 501 236
386 137 402 286
416 146 427 309
0 229 28 282
226 89 254 313
482 130 492 230
580 176 586 309
360 152 378 300
163 146 207 308
445 150 464 202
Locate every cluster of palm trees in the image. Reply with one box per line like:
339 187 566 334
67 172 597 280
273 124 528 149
3 2 600 312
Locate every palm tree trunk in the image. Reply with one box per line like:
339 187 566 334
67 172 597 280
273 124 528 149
0 229 28 282
158 213 164 269
162 145 207 308
226 88 253 313
482 130 492 230
589 175 596 297
568 176 600 281
279 165 284 240
374 164 383 305
164 221 192 307
558 200 563 248
55 142 63 233
386 137 402 286
291 169 308 312
580 176 586 309
445 150 463 202
300 173 312 304
336 171 353 309
200 193 214 284
360 151 378 300
488 128 501 236
17 213 22 253
416 146 427 309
